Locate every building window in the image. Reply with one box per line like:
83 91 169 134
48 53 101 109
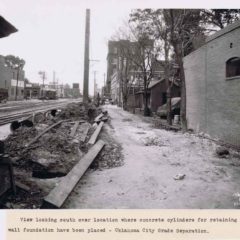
226 57 240 78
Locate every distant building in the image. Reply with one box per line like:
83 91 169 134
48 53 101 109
72 83 80 98
0 55 25 100
24 83 41 99
184 20 240 147
128 78 180 112
106 40 140 104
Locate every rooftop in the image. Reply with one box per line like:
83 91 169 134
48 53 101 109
206 19 240 43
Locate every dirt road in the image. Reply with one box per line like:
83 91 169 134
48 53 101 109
64 105 240 209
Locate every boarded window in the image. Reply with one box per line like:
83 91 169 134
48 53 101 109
226 57 240 78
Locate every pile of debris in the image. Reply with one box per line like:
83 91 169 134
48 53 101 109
0 103 121 209
90 127 123 170
57 102 89 120
143 136 169 147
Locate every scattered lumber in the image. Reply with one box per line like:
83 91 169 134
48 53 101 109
88 121 104 145
94 113 104 123
101 116 108 122
70 121 80 137
79 123 90 142
15 181 31 192
25 120 68 148
102 110 108 115
42 139 105 208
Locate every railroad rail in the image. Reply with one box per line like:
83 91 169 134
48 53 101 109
0 100 81 126
0 99 73 113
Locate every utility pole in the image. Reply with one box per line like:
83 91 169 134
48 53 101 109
93 71 97 98
53 71 56 89
38 71 46 98
15 63 24 101
83 9 90 103
15 68 19 101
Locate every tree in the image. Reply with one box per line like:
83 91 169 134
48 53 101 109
5 55 25 100
130 8 240 129
117 42 136 111
112 22 158 116
130 9 173 124
5 55 25 69
129 34 157 116
201 9 240 31
163 10 204 130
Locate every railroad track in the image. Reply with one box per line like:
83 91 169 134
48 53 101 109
0 100 72 113
0 100 81 126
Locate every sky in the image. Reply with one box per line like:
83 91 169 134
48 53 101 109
0 0 238 95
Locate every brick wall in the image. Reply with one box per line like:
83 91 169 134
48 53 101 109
184 23 240 146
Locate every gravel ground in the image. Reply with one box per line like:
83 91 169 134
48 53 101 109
63 105 240 209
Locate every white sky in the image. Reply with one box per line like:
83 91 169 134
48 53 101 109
0 0 238 95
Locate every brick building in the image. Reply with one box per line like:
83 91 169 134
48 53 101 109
184 20 240 146
106 40 139 104
106 40 119 97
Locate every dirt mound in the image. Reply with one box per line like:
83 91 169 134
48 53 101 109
1 103 116 209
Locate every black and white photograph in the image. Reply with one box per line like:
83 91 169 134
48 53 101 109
0 0 240 210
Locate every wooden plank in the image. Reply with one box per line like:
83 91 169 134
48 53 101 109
88 121 104 145
15 181 31 192
43 140 105 208
79 123 90 142
70 121 80 137
94 113 104 123
25 120 67 148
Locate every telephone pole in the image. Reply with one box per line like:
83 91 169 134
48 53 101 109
38 71 46 98
53 71 56 89
83 9 90 103
93 71 97 98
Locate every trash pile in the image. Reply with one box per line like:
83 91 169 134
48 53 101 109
0 102 122 209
